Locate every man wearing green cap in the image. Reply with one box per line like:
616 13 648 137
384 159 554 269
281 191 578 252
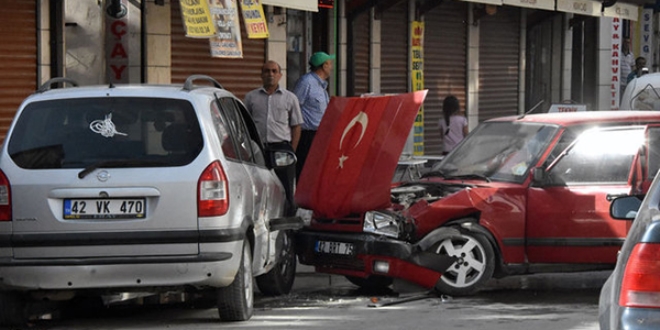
293 51 335 179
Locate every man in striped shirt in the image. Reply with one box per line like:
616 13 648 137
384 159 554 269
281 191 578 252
293 51 335 179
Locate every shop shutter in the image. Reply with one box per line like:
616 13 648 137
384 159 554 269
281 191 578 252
478 6 520 121
0 1 37 141
380 1 408 94
424 1 468 156
351 10 370 96
171 1 265 100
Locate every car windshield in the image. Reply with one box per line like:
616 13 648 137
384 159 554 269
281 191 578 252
7 97 203 169
431 121 558 183
628 84 660 110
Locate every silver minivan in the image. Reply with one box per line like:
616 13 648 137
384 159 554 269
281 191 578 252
0 75 301 325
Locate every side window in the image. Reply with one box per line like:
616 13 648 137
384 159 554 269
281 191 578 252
212 97 265 167
647 126 660 181
548 128 644 185
210 101 240 161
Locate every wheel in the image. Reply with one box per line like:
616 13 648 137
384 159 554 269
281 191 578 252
217 240 254 321
0 292 27 326
256 230 297 296
428 227 495 296
345 275 393 290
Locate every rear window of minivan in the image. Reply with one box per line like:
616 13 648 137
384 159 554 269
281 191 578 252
7 97 203 169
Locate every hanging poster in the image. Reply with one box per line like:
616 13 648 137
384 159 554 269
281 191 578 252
239 0 269 39
209 0 243 58
411 21 425 156
180 0 216 37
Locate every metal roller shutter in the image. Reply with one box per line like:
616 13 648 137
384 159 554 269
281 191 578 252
0 1 37 141
424 1 468 156
381 1 408 94
171 1 265 100
478 6 520 121
351 10 370 96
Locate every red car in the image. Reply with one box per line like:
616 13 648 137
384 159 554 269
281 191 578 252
295 103 660 296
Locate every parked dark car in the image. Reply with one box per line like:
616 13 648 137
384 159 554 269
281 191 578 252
598 191 660 329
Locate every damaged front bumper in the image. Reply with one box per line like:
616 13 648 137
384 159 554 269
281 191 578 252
295 230 456 289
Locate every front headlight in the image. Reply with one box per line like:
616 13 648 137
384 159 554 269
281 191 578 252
363 211 400 238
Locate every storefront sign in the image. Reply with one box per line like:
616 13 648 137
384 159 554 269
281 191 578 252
261 0 318 12
209 0 243 58
411 21 425 156
603 2 639 21
105 0 129 83
611 17 622 109
180 0 216 37
502 0 553 11
548 103 587 112
640 8 653 63
239 0 269 39
556 0 599 17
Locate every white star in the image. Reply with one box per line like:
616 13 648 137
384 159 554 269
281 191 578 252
338 154 348 168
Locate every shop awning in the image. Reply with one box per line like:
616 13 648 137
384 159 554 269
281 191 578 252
503 0 554 11
261 0 318 12
602 2 639 21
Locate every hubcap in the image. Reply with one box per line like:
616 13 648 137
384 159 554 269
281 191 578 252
435 234 487 288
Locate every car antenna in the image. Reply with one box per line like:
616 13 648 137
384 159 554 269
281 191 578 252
517 100 544 120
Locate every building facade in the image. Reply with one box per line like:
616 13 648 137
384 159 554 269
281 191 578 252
0 0 654 154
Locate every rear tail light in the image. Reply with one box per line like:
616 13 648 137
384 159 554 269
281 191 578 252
0 170 10 221
198 161 229 217
619 243 660 308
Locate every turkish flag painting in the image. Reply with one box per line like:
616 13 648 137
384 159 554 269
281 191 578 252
295 90 428 218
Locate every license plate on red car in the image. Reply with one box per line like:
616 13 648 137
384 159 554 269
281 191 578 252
315 240 355 255
63 198 146 219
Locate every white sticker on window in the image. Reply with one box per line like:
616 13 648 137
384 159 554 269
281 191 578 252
89 113 127 138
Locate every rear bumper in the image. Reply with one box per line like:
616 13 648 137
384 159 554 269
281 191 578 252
0 245 243 291
295 230 455 288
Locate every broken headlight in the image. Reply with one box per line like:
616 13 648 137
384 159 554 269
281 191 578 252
363 210 401 238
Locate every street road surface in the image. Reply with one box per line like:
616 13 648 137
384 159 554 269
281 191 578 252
23 270 608 330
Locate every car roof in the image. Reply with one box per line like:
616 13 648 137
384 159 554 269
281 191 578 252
22 82 237 103
487 111 660 126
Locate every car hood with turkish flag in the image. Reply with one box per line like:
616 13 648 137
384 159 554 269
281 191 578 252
295 90 428 219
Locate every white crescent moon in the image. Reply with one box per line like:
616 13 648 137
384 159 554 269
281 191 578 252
339 111 369 150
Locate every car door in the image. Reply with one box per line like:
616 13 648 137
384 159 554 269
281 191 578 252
215 97 285 268
526 126 645 264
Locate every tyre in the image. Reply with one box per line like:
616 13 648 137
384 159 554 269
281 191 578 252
345 275 393 290
0 292 27 327
217 240 254 321
428 227 495 296
256 230 297 296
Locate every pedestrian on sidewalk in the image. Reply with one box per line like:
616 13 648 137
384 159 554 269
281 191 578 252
438 95 468 155
293 51 335 179
244 60 303 215
627 56 647 83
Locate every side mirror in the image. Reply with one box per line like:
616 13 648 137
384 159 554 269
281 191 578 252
610 195 643 220
531 167 546 185
271 150 297 168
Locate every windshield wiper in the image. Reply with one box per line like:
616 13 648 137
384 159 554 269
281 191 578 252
445 174 492 182
78 159 167 179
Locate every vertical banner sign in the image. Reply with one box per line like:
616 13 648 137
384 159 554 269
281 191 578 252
179 0 216 37
641 8 653 66
611 18 621 109
411 21 425 155
105 0 129 83
240 0 269 39
209 0 243 58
